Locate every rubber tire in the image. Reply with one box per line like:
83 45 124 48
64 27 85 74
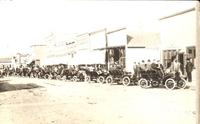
106 76 113 85
177 78 187 89
139 78 149 88
97 76 105 84
151 80 160 87
61 75 67 81
72 76 78 82
122 76 131 86
56 75 61 80
165 78 176 90
84 75 91 82
44 74 50 79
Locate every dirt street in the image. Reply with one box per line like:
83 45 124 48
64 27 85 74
0 77 196 124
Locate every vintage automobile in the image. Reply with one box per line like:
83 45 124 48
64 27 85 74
164 71 187 90
105 63 133 86
105 62 138 86
79 66 96 82
138 69 187 90
105 64 123 85
138 70 162 88
121 71 138 86
73 65 107 83
96 68 109 84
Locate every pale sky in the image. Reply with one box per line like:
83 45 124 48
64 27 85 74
0 0 196 55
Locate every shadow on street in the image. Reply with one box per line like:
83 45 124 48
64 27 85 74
0 80 43 93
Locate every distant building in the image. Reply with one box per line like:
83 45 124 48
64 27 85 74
70 27 160 72
71 29 107 65
0 57 14 69
30 45 47 66
16 53 31 67
31 27 160 72
0 53 32 69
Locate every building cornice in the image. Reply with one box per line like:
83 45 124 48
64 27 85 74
159 7 195 20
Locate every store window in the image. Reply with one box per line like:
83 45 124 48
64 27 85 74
163 49 177 68
107 47 125 69
186 46 196 59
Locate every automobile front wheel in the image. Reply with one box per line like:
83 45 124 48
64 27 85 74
165 78 176 90
122 76 131 86
139 78 149 88
97 76 105 84
177 78 187 89
106 76 113 85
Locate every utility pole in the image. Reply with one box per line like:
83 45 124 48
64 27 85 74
105 28 109 70
196 1 200 124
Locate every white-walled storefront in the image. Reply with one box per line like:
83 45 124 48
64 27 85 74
159 8 196 69
70 50 106 65
32 28 161 72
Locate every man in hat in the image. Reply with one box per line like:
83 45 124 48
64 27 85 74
186 59 194 82
140 60 146 71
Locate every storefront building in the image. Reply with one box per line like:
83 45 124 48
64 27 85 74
106 28 126 69
69 29 107 66
159 7 196 73
31 27 161 73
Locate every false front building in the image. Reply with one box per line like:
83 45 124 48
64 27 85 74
159 7 196 74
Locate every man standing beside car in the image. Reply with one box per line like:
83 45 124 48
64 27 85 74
186 59 194 82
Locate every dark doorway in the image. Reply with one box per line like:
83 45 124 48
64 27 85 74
107 47 125 69
113 48 120 62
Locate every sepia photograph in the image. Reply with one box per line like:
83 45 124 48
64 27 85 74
0 0 199 124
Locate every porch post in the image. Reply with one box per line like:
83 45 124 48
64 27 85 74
195 2 200 124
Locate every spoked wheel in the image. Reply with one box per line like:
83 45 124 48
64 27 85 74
97 76 105 84
122 76 131 86
72 76 78 82
151 80 160 88
85 76 91 82
106 76 113 85
165 78 176 90
139 78 149 88
177 78 187 89
44 74 50 79
56 75 61 80
61 75 67 81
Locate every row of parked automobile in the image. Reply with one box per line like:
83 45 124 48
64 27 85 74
0 63 187 90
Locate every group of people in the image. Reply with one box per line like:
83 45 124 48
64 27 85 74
132 59 164 78
166 58 194 82
132 58 194 82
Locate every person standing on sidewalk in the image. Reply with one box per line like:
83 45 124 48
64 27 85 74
186 59 194 82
